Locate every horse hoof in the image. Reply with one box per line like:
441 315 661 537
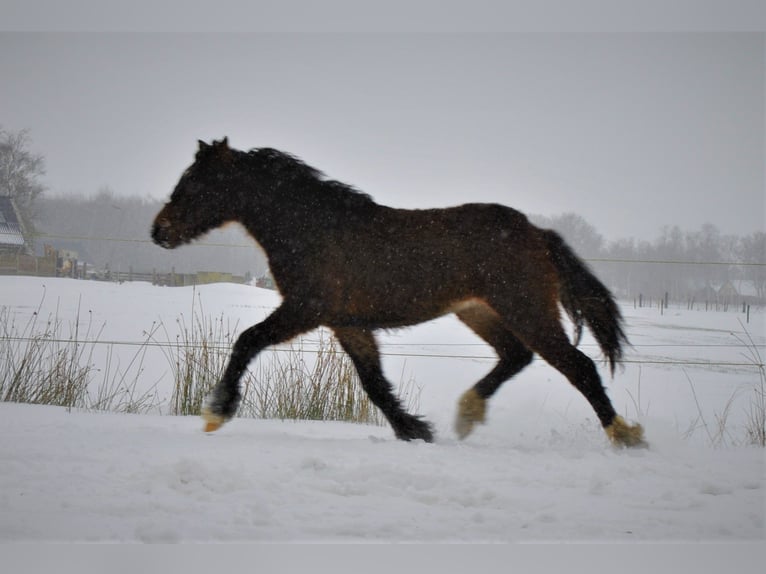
605 415 647 448
203 420 223 433
201 407 226 433
394 415 434 442
455 388 486 440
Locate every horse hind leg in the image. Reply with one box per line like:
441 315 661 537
519 321 646 448
454 304 533 439
334 327 434 442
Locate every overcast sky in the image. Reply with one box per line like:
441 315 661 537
1 28 763 241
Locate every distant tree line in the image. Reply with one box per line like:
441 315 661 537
35 193 764 305
3 126 764 303
36 189 268 278
535 213 765 305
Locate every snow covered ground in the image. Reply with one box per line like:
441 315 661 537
0 276 764 542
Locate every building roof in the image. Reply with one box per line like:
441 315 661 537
0 196 26 247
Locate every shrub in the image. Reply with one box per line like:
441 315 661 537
0 293 157 413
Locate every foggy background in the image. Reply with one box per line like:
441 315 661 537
1 32 763 240
0 6 763 300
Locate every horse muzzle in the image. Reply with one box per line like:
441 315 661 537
151 217 181 249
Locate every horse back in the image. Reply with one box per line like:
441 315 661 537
267 201 555 328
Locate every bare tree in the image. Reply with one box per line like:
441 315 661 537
533 212 605 258
0 126 46 241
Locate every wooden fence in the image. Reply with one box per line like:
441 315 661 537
0 252 248 287
0 252 57 277
112 268 248 287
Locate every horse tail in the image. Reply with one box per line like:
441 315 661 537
543 229 628 374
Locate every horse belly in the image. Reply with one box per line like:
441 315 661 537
328 261 475 328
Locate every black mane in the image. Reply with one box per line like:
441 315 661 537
248 147 375 206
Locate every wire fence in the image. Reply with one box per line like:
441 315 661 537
19 230 766 266
25 231 766 268
1 333 763 370
4 231 765 372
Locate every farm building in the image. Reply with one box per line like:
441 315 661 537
0 196 30 254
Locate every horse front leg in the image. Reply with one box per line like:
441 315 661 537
202 304 315 432
334 327 434 442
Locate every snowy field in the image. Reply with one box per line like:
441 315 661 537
0 276 764 543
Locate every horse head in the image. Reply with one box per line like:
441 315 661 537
152 137 237 249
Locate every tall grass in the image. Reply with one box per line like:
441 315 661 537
6 287 764 444
150 289 419 425
2 290 419 426
0 293 158 413
734 321 766 446
3 287 760 444
152 296 238 416
241 333 420 425
675 322 766 448
0 303 91 408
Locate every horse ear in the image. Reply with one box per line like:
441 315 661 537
198 140 210 151
221 136 229 148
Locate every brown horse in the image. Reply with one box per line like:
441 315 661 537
152 138 645 447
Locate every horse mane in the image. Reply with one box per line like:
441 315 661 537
247 147 376 207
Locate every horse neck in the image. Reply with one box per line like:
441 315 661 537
235 181 318 250
236 179 378 257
